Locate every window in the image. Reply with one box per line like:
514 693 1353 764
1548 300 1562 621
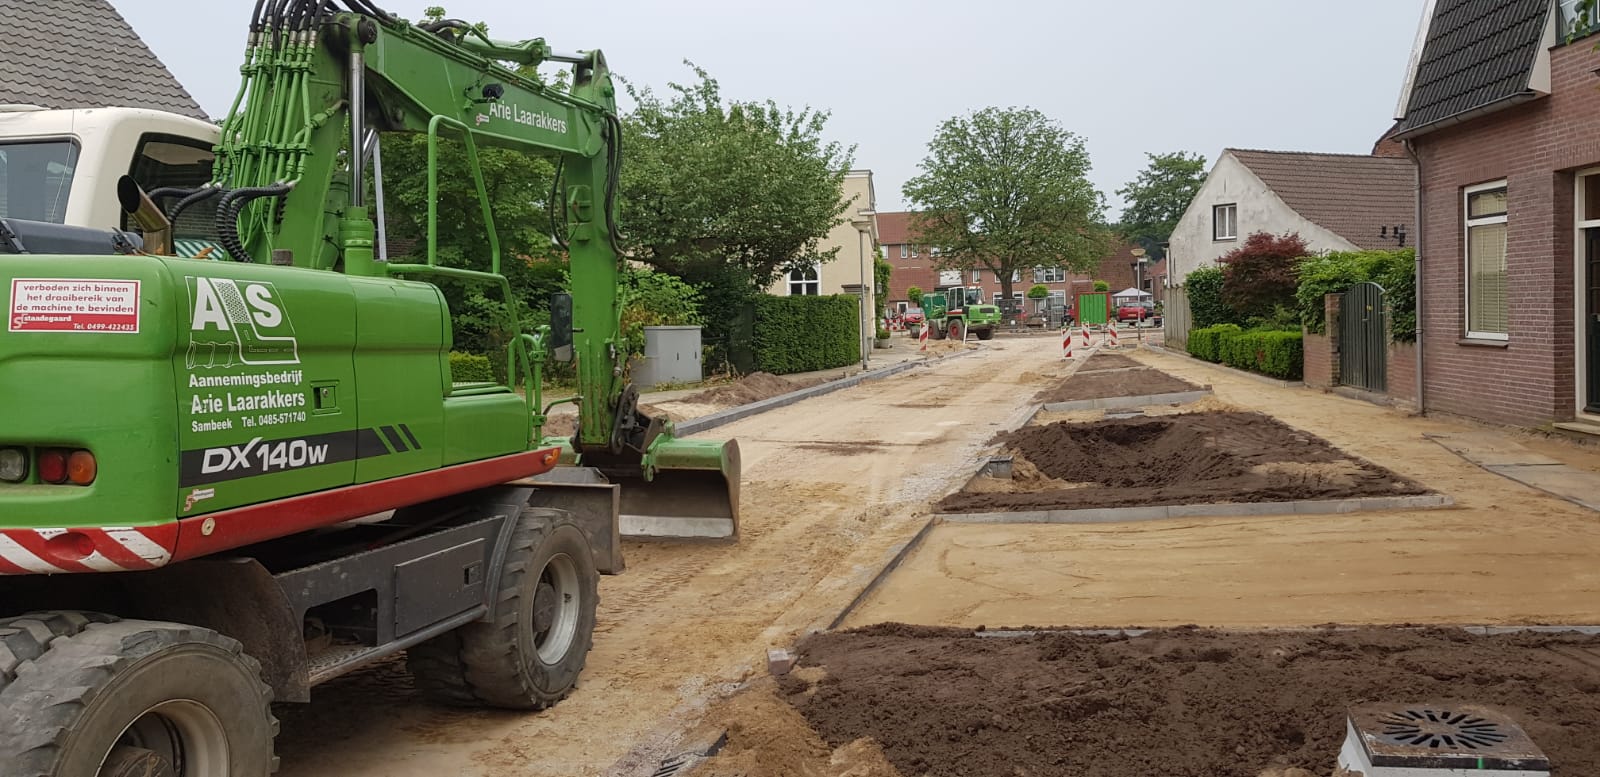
938 269 962 286
972 269 983 283
1464 182 1509 339
124 134 216 239
911 245 919 258
931 246 941 257
1562 0 1598 37
1213 204 1237 241
1035 267 1067 283
788 265 820 296
0 140 80 223
899 244 908 259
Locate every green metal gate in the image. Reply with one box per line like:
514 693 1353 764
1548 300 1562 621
1340 282 1387 393
1077 292 1110 325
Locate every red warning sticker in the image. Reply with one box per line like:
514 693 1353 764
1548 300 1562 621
9 278 141 333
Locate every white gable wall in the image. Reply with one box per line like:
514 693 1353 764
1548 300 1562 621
1167 152 1359 285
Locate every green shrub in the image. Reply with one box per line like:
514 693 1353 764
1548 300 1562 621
1187 323 1242 362
1093 280 1110 292
449 352 494 383
1294 248 1415 341
1217 329 1303 379
907 286 924 306
753 294 861 374
1185 266 1238 328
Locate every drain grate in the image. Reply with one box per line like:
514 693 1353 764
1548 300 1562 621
1378 708 1509 750
1344 703 1550 773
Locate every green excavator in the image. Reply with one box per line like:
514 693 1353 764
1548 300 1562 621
0 3 738 774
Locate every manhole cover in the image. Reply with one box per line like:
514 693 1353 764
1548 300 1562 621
1344 703 1549 773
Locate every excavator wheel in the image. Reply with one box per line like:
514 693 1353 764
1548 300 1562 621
948 320 966 341
0 613 277 777
975 328 995 341
407 507 599 709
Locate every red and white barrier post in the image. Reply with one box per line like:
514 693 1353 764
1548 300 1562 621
1062 328 1073 359
1081 323 1091 348
1108 320 1119 348
919 322 930 352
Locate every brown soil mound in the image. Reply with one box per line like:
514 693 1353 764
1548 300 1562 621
1078 352 1143 371
539 402 671 439
1035 367 1201 403
680 372 812 407
782 625 1600 777
938 411 1427 512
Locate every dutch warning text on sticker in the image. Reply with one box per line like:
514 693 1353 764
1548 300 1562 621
9 279 141 333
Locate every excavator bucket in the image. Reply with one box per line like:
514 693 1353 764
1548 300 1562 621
539 434 741 541
614 436 741 541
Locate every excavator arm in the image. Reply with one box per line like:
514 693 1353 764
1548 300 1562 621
156 1 737 539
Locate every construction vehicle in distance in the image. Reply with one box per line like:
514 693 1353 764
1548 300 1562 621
924 285 1001 341
0 3 740 774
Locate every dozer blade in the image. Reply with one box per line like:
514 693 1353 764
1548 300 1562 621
614 436 741 541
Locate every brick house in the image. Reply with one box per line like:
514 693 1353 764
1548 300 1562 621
1391 0 1600 433
874 210 1147 316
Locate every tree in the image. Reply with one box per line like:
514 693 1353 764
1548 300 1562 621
1093 280 1110 292
379 7 563 359
1027 284 1049 299
907 286 924 306
619 62 854 289
1219 231 1310 324
874 256 893 318
1115 151 1207 259
904 107 1112 305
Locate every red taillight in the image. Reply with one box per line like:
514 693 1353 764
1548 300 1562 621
38 449 69 484
67 451 97 486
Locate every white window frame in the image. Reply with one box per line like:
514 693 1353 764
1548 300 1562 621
1574 168 1600 419
1464 180 1510 341
899 244 907 259
787 264 821 296
972 269 982 283
1035 267 1066 283
1213 203 1237 241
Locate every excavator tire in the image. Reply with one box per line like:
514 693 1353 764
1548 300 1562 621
975 328 995 341
0 614 277 777
406 507 599 710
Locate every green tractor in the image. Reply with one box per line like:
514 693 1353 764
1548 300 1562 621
925 286 1001 341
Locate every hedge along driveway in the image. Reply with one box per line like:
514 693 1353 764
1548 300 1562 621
754 294 862 375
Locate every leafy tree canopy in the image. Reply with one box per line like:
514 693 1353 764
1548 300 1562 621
903 106 1112 304
1115 151 1207 259
619 62 855 288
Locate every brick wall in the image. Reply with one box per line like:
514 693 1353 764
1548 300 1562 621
1410 40 1600 428
1304 332 1335 388
1304 295 1341 389
1389 341 1418 407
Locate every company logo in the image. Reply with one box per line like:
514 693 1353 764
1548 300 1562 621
185 277 300 369
183 488 216 512
485 101 569 134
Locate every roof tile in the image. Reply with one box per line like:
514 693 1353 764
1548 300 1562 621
0 0 207 120
1397 0 1548 135
1228 149 1416 251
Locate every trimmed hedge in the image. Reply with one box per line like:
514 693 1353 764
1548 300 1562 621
753 294 861 375
1187 323 1241 363
1188 325 1302 380
449 352 494 383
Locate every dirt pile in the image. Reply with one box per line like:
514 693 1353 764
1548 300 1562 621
539 402 672 438
679 372 815 408
779 625 1600 777
1077 352 1143 371
938 411 1428 512
1034 366 1201 403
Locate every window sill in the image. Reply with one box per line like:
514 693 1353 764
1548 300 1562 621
1213 238 1236 243
1457 338 1510 348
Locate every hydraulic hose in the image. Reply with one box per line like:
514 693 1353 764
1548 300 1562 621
214 183 293 262
169 187 223 224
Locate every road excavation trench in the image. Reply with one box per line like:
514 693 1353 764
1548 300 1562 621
271 340 1062 777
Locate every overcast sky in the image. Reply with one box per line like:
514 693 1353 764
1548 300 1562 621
118 0 1427 217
